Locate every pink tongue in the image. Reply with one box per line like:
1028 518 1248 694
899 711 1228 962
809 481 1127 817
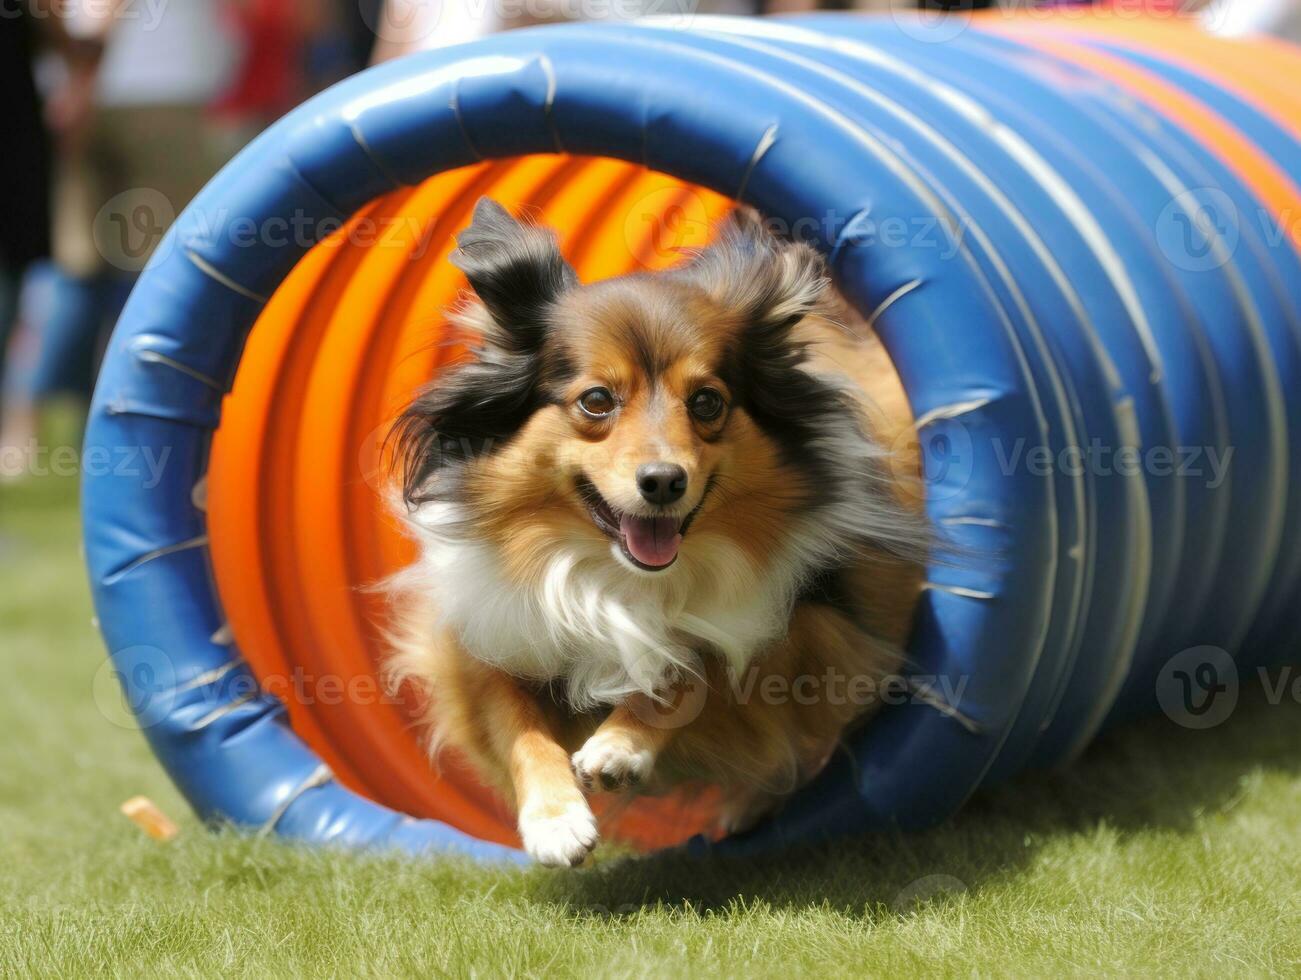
620 514 683 568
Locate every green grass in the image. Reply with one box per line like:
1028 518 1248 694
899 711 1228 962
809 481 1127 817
2 466 1300 977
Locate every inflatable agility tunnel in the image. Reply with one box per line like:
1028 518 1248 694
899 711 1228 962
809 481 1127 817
84 13 1301 861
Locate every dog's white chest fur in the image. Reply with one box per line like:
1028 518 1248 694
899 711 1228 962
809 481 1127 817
396 501 812 707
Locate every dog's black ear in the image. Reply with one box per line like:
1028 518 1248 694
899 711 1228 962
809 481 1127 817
679 207 830 336
392 362 535 506
449 197 578 352
392 200 577 507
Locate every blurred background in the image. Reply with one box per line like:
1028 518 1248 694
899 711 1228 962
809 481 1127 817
1 0 1298 476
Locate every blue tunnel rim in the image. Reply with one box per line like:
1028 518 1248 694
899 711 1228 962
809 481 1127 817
81 19 1064 859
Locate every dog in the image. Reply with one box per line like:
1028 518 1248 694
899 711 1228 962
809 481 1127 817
386 198 928 866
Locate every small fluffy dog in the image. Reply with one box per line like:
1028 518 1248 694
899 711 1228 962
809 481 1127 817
387 198 928 865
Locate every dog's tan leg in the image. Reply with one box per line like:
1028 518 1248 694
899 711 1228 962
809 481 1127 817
477 668 599 867
571 694 679 793
716 785 784 836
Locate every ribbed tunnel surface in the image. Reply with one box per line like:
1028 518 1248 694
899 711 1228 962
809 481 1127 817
84 13 1301 860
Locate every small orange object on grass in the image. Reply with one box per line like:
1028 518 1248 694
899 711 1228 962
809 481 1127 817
119 796 180 842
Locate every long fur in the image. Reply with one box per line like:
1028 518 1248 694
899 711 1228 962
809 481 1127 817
383 198 928 860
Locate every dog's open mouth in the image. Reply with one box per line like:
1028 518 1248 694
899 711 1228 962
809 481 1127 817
576 477 685 572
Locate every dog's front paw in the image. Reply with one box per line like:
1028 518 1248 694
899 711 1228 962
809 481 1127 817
518 795 599 867
571 731 655 793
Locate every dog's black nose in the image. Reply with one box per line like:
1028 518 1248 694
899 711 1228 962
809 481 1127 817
637 463 688 505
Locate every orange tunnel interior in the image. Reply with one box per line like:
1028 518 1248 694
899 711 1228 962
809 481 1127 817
208 156 733 850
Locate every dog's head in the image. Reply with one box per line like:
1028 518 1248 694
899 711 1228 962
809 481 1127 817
394 198 920 585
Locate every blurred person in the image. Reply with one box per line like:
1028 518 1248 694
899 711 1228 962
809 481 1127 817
368 0 755 62
213 0 369 154
212 0 310 151
362 0 979 61
1 0 240 462
0 2 54 453
367 0 506 57
300 0 375 90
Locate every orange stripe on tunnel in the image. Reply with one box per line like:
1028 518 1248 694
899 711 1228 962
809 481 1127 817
980 15 1301 256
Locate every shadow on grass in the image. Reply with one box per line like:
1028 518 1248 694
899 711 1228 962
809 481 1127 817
541 675 1301 919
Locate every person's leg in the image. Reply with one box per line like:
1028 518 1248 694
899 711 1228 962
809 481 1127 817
0 263 44 478
27 266 103 406
21 106 112 430
0 265 19 397
1 264 130 483
0 264 20 442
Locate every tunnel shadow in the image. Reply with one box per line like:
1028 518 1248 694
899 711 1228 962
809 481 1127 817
537 672 1301 919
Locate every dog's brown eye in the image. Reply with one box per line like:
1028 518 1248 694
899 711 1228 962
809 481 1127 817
688 388 725 421
578 387 617 418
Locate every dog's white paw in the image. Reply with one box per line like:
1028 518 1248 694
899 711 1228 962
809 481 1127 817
518 797 599 868
571 732 655 793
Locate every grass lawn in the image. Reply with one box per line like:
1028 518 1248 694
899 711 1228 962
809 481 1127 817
2 466 1299 977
